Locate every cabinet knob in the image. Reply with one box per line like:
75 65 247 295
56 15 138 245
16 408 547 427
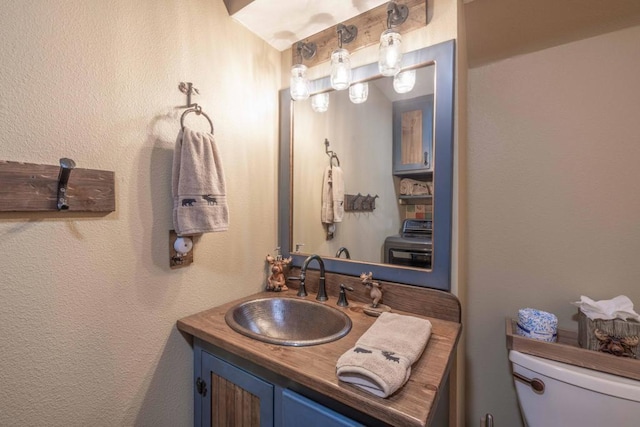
423 151 429 167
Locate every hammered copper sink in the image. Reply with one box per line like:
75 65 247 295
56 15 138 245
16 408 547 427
224 297 352 346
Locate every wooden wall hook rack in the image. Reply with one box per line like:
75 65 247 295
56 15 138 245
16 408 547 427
0 160 115 213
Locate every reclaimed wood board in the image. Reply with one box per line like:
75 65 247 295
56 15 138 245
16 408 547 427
291 0 427 68
0 160 115 212
506 318 640 381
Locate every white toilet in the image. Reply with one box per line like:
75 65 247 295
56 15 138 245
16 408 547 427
509 350 640 426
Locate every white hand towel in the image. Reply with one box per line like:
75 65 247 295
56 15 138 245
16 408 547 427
321 166 334 224
331 166 345 222
172 126 228 235
336 312 432 398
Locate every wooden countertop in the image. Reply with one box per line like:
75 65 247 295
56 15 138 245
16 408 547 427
177 288 461 427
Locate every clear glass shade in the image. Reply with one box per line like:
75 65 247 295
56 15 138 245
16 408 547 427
330 48 352 91
290 63 310 101
349 82 368 104
378 30 403 77
393 69 416 94
311 93 329 112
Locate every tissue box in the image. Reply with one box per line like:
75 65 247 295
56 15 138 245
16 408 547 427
578 310 640 359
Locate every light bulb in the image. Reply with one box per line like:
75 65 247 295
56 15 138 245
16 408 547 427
378 29 403 77
290 63 310 101
349 82 368 104
330 48 351 91
311 93 329 112
393 69 416 94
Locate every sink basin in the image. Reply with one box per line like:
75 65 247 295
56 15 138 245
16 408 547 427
225 297 352 346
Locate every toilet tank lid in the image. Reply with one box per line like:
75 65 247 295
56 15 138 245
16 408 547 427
509 350 640 402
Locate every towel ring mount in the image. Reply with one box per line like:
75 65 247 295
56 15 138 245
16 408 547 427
179 82 214 134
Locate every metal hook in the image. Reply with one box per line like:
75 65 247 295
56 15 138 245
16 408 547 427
57 158 76 210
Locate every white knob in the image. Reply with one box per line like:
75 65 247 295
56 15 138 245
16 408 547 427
174 237 193 255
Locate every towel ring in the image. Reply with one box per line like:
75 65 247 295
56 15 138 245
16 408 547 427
180 104 214 134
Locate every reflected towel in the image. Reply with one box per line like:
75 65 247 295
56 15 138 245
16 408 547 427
321 166 333 224
172 126 228 235
332 166 344 222
336 312 432 398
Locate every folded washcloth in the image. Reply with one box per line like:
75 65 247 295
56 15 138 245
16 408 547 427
332 166 344 222
321 166 334 224
336 312 432 398
172 126 228 235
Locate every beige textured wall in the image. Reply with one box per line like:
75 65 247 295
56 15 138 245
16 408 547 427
0 1 280 425
466 25 640 426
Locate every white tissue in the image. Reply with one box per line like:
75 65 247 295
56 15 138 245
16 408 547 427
572 295 640 321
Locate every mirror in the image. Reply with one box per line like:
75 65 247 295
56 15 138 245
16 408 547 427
279 39 455 290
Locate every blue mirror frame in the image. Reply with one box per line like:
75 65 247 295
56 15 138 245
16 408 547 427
279 39 455 291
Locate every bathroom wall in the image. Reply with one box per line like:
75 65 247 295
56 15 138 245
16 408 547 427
0 1 280 425
466 25 640 426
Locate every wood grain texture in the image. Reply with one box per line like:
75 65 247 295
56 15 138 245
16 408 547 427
291 0 427 68
506 318 640 381
178 285 461 427
211 373 260 427
0 160 115 212
289 268 461 323
402 110 424 165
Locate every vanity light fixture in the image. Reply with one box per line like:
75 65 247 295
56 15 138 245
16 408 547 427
330 23 358 91
290 41 317 101
311 93 329 113
393 69 416 94
378 1 409 77
349 82 369 104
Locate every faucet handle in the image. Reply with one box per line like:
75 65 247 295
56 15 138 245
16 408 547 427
337 284 354 307
287 276 307 297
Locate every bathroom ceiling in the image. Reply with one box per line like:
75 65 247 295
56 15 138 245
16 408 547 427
224 0 388 51
225 0 640 68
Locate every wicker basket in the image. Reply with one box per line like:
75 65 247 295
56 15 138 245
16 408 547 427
577 310 640 359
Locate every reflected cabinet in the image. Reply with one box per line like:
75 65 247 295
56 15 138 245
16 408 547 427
393 94 434 175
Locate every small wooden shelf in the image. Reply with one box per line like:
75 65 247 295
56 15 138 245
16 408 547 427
506 318 640 381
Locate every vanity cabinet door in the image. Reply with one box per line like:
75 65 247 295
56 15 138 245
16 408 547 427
197 350 274 427
392 94 434 175
281 389 363 427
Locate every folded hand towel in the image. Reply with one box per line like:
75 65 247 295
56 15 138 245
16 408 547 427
321 166 334 224
172 126 228 235
331 166 344 222
336 312 432 398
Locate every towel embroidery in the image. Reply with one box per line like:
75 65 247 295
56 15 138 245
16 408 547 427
382 351 401 363
353 347 372 354
202 194 218 205
181 198 197 207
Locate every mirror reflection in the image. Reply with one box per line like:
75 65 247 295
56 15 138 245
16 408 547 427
292 64 435 269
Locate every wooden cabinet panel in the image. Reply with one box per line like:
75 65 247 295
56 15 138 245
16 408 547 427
199 349 273 427
392 95 434 175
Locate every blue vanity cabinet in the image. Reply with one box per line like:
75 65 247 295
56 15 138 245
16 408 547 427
193 339 363 427
392 94 435 175
281 389 363 427
196 345 274 426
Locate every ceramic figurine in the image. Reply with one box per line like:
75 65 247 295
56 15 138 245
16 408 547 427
266 254 292 292
360 272 391 316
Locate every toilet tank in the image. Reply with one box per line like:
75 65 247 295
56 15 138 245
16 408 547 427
509 350 640 427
